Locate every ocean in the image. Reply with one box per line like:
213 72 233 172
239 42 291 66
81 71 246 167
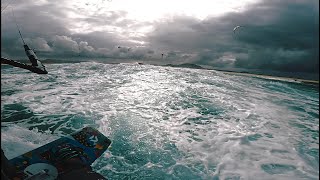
1 62 319 179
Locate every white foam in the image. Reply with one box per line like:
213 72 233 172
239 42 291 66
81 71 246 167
1 63 318 179
1 125 59 159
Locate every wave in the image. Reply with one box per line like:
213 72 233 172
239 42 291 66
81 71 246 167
1 63 319 179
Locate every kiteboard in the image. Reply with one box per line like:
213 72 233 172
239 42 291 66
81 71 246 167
8 127 111 180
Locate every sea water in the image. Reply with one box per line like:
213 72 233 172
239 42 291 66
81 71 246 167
1 62 319 179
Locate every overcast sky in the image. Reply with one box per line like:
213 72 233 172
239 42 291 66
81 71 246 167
1 0 319 73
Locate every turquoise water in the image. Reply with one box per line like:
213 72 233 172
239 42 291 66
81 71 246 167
1 62 319 179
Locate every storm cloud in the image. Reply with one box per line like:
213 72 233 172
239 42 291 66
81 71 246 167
148 0 319 73
1 0 318 74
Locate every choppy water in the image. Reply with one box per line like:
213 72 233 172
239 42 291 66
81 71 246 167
1 62 319 179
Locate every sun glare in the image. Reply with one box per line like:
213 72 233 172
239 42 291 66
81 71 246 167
69 0 259 21
65 0 259 41
107 0 259 21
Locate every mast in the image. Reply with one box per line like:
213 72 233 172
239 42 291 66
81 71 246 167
12 9 26 45
1 5 48 74
12 9 42 67
1 0 12 13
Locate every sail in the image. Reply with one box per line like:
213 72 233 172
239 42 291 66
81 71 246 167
233 25 242 33
24 45 39 65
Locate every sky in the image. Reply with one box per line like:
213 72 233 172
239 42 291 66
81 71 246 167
1 0 319 74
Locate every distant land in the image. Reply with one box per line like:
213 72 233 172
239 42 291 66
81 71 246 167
162 63 318 85
1 59 84 64
2 59 318 85
163 63 205 69
42 59 87 64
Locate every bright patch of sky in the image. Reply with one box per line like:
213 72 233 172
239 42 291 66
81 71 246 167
67 0 259 34
105 0 259 21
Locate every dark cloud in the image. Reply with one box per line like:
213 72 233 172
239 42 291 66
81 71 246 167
1 0 141 60
230 0 319 73
234 48 318 72
1 0 318 74
147 0 318 73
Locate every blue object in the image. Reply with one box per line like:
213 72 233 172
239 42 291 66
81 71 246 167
9 127 111 180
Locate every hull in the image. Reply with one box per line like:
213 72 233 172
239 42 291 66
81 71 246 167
1 57 48 74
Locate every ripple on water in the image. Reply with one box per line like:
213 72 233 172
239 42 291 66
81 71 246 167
1 63 319 179
261 163 296 174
